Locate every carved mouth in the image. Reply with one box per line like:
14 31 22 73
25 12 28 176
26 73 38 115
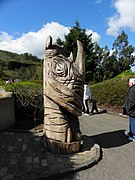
73 84 83 96
46 79 83 116
69 78 83 98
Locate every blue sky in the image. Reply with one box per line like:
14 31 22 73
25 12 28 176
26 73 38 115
0 0 135 60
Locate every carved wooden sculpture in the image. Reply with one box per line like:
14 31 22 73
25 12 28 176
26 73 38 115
43 36 85 154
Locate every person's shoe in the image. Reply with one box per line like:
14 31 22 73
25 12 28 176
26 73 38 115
128 136 135 142
124 131 130 137
84 113 90 116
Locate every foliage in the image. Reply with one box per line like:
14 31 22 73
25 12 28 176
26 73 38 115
0 69 134 129
90 70 135 108
56 20 98 82
0 50 42 63
57 22 135 83
0 24 135 85
93 31 135 82
112 30 135 72
113 31 134 59
0 50 43 81
4 81 43 125
1 21 135 128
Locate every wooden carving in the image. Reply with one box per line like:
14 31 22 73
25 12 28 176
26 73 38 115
43 36 85 154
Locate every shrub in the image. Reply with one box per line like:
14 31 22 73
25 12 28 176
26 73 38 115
90 73 131 108
4 81 43 128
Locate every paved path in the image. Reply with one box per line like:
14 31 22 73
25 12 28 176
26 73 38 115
0 119 99 180
59 112 135 180
0 131 49 180
1 112 135 180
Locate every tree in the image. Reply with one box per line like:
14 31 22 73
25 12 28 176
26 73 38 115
112 30 135 71
56 20 98 83
101 56 119 80
98 31 135 81
56 25 135 83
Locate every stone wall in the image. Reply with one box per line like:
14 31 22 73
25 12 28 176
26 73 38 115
0 88 15 130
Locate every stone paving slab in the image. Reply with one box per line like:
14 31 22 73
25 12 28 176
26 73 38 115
0 131 49 180
0 130 101 180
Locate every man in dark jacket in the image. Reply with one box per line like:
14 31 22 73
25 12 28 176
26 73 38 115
124 78 135 141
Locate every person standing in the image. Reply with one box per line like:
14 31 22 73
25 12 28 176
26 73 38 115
124 78 135 141
91 96 99 114
82 83 91 116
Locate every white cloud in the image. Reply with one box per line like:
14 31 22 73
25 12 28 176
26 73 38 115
0 22 70 58
86 29 101 44
0 22 101 58
0 32 13 42
106 0 135 36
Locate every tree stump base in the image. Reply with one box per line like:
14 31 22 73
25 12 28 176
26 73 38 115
44 138 83 155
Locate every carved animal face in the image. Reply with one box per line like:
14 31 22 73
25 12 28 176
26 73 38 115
44 36 85 116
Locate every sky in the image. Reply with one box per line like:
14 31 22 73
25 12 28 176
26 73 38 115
0 0 135 61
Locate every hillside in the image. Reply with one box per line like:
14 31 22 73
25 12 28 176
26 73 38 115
0 50 43 81
0 50 42 62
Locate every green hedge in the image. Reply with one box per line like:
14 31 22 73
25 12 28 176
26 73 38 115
90 70 135 108
4 81 43 125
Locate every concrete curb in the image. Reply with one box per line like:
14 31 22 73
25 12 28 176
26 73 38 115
1 126 102 179
38 136 101 179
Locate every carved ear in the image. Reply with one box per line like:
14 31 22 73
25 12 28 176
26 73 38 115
75 40 85 75
45 36 52 49
68 52 74 62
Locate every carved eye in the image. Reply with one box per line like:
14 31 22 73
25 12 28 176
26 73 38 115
55 63 63 74
53 59 68 77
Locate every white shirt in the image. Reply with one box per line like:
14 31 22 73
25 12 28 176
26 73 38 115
83 84 91 100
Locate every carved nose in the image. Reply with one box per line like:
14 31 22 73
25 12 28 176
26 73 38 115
75 40 85 75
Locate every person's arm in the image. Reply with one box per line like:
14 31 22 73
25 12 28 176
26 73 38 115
126 88 135 114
